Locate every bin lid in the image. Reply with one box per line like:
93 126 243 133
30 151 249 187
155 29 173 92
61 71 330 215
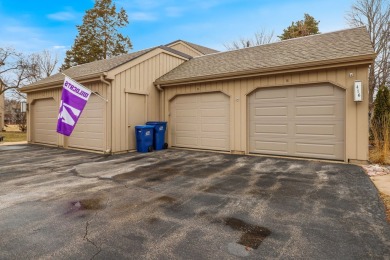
135 125 155 129
146 121 167 125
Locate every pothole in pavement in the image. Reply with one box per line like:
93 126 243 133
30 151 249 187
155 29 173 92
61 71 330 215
224 217 271 249
69 198 104 211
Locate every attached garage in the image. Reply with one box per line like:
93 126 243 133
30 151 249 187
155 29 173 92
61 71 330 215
68 95 105 151
170 92 230 151
22 27 375 163
31 98 58 145
248 84 345 160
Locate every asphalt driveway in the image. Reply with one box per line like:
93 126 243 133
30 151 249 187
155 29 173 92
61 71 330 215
0 145 389 259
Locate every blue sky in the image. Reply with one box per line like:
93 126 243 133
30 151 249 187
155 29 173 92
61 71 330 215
0 0 355 61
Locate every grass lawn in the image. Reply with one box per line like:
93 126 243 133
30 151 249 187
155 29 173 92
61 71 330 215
1 131 27 142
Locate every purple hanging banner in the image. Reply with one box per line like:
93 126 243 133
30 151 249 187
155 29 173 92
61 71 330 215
57 76 92 136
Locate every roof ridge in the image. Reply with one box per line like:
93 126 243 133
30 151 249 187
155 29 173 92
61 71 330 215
191 26 368 60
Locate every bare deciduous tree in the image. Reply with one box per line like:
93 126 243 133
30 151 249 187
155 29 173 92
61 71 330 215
0 48 59 96
27 50 59 84
346 0 390 111
0 47 35 96
224 29 276 50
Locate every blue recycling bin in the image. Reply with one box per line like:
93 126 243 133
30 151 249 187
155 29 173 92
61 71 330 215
146 121 168 150
135 125 155 153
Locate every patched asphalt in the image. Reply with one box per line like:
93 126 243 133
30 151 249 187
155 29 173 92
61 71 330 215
0 145 389 259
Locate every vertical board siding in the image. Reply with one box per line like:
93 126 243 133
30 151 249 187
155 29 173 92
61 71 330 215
111 52 186 152
163 66 369 161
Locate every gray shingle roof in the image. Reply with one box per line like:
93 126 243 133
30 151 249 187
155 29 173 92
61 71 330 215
157 27 375 84
26 48 153 88
25 46 191 88
166 40 219 55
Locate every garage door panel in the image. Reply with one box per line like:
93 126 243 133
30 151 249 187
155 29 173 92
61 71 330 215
201 123 227 133
199 92 227 102
68 95 105 151
296 105 335 116
255 124 288 134
295 124 337 136
255 141 288 153
171 92 230 151
176 136 198 146
249 85 345 160
31 98 58 145
176 123 198 131
200 108 226 117
255 106 288 117
176 109 197 117
255 87 288 99
176 95 197 104
295 142 344 159
296 85 334 97
200 137 228 149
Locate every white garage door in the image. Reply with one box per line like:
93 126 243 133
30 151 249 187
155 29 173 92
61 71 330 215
68 95 105 151
31 98 58 145
171 92 230 151
249 85 345 160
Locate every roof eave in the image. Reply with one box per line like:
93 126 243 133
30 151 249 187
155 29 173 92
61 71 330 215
156 54 376 87
21 72 107 93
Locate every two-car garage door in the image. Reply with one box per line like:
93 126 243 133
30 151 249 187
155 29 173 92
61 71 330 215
248 84 345 160
170 85 345 160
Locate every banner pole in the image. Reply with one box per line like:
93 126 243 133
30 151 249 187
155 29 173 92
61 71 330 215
61 73 108 102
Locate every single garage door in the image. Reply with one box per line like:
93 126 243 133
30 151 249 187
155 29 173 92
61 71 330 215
68 95 105 151
31 98 58 145
171 92 230 151
249 84 345 160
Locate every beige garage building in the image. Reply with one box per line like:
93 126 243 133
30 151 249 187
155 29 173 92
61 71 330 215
22 27 375 163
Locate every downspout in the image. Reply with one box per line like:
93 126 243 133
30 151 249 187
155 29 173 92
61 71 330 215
156 84 163 92
100 74 112 154
156 84 164 120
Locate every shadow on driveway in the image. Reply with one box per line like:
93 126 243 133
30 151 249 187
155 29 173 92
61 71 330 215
0 144 389 259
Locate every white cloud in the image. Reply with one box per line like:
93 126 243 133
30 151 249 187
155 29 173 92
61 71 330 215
129 12 157 21
47 11 76 21
52 45 67 50
164 6 185 17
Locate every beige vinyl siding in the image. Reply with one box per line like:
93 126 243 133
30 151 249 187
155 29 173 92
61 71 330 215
27 88 61 146
248 84 345 160
111 52 186 152
168 42 203 57
170 92 230 151
162 66 369 162
30 98 58 145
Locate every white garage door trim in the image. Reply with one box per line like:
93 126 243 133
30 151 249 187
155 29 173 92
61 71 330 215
248 84 345 160
68 95 105 151
170 92 230 151
31 98 58 145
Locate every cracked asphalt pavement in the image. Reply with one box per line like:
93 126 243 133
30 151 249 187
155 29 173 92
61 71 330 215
0 144 389 259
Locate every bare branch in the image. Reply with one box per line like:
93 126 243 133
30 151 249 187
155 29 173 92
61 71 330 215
346 0 390 111
224 28 277 50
